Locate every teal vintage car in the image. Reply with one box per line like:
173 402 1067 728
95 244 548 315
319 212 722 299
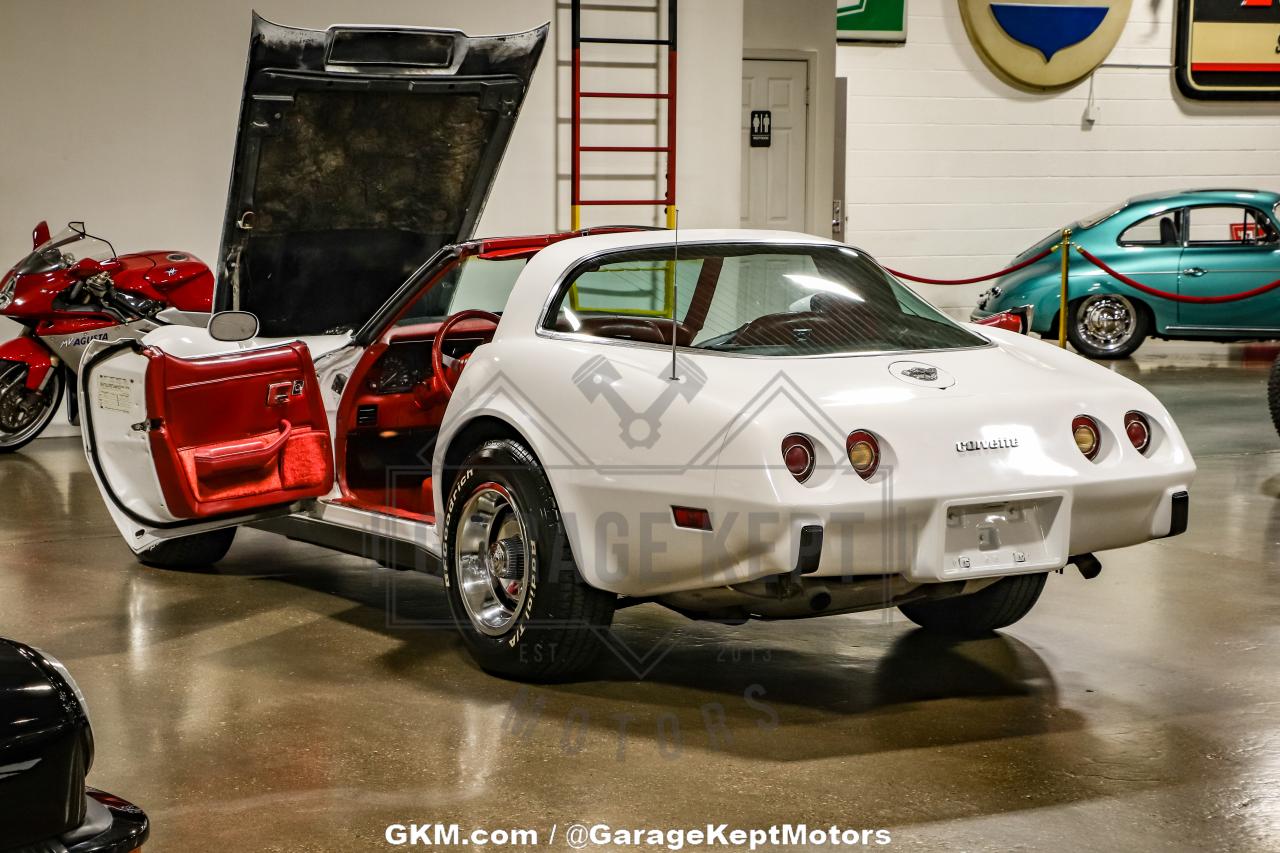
972 189 1280 358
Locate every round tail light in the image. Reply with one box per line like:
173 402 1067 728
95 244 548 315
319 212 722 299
1072 415 1100 460
845 430 880 480
781 434 815 483
1124 411 1151 453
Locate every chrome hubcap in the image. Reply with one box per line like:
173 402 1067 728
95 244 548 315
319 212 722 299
1076 294 1137 353
455 483 532 636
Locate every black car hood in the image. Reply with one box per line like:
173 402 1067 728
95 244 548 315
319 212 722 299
216 14 548 336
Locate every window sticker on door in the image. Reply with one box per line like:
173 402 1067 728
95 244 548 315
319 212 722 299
97 375 135 413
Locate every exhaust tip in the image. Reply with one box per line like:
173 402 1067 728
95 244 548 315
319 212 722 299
1071 553 1102 580
808 589 832 612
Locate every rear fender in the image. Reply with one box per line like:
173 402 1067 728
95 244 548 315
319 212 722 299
0 335 54 390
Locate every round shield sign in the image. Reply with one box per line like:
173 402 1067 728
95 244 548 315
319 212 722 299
959 0 1132 91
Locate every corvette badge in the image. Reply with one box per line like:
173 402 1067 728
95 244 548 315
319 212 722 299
956 437 1020 452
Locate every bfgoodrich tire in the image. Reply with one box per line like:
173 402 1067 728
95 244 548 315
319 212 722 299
443 439 615 681
898 573 1048 637
139 527 237 570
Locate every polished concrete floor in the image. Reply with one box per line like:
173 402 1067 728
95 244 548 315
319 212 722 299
2 340 1279 852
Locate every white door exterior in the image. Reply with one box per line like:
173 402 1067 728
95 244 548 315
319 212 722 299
740 59 809 233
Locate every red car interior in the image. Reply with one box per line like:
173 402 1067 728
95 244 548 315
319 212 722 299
335 318 501 521
325 229 649 521
143 342 332 518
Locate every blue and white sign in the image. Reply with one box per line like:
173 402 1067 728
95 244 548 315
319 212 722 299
960 0 1132 90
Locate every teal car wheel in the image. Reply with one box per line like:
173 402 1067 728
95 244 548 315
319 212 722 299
1068 294 1149 359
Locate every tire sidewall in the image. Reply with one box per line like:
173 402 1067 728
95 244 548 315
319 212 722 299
1268 356 1280 437
441 440 571 665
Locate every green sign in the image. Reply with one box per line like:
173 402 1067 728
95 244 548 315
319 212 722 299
838 0 907 43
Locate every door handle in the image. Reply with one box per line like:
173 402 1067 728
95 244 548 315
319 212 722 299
1182 267 1206 277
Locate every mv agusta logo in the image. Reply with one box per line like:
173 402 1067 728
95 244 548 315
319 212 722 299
58 332 110 349
956 437 1020 452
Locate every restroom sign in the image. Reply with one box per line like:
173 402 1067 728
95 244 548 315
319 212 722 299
750 110 772 147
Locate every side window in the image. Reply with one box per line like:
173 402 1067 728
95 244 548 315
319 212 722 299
1119 212 1179 246
1186 206 1278 247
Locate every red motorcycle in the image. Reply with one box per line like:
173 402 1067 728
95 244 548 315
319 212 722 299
0 220 213 451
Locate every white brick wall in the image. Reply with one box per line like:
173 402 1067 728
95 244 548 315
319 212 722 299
838 0 1280 310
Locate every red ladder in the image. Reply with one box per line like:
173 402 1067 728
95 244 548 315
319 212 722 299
570 0 678 230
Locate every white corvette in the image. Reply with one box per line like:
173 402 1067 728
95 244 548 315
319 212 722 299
79 18 1194 680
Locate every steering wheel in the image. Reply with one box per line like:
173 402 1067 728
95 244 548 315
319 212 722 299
430 309 501 397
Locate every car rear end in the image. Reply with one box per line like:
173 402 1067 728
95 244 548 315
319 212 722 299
704 329 1194 589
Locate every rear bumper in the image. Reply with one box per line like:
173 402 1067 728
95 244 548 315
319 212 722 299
584 472 1193 596
61 788 150 853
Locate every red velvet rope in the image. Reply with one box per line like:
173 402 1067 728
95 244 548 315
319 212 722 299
1076 247 1280 304
885 245 1055 285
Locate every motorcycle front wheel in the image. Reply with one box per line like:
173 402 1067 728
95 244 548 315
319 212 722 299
0 363 64 453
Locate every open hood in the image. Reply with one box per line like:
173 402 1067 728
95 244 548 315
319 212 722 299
215 14 548 337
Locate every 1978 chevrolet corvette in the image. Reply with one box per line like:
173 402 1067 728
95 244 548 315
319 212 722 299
79 18 1195 679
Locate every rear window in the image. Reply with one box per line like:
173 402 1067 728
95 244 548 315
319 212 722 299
1120 212 1180 246
542 244 987 356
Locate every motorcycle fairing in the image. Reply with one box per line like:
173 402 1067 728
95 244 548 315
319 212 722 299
80 339 335 548
215 15 548 339
0 335 54 390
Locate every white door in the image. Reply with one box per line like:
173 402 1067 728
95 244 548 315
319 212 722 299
741 59 808 232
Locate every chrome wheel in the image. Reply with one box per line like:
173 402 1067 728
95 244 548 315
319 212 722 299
0 364 61 450
1075 294 1137 354
454 482 532 637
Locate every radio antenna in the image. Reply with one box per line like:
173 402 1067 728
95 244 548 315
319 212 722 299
668 208 680 382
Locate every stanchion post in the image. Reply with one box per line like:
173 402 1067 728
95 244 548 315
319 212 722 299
1058 227 1071 348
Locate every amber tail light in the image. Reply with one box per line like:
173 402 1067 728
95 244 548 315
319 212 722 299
845 430 880 480
1072 415 1101 460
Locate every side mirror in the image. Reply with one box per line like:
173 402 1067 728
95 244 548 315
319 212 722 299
208 311 259 342
32 221 50 249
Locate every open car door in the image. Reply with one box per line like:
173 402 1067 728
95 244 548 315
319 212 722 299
80 339 335 553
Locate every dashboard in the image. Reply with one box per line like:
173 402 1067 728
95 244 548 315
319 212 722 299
365 336 488 395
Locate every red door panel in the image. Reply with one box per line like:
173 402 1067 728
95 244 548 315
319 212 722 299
143 342 333 519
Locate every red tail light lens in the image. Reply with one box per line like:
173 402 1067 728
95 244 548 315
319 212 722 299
781 434 815 483
845 430 880 480
1124 411 1151 453
1072 415 1100 460
671 506 713 530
